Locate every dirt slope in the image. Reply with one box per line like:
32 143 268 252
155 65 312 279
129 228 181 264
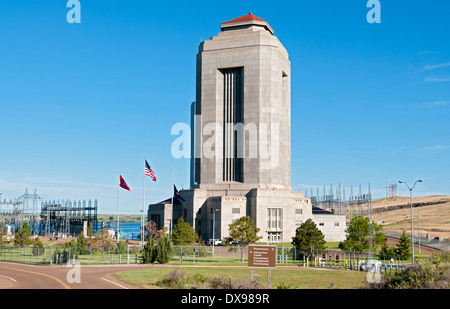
370 195 450 241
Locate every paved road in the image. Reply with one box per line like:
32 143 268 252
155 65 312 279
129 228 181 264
0 262 149 289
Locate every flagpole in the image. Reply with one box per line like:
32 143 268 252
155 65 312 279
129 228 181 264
117 171 120 243
171 165 174 235
141 156 146 249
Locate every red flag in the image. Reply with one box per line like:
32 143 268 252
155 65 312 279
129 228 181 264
119 175 131 191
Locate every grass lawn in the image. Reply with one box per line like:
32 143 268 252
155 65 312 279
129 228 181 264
113 266 368 289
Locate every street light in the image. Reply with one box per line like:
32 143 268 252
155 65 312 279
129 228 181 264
212 208 219 255
398 179 423 264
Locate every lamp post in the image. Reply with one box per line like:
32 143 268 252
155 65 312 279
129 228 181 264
398 179 423 264
212 208 219 255
0 192 2 223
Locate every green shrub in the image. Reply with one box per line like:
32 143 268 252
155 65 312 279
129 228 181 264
370 252 450 289
142 237 156 264
32 237 44 256
157 268 186 288
156 235 173 264
115 240 128 254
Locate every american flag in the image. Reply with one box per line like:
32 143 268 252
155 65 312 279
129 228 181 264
144 159 157 181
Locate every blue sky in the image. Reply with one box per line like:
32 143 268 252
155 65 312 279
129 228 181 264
0 0 449 214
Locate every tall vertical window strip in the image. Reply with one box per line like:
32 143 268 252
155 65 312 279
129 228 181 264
220 67 243 182
267 208 283 230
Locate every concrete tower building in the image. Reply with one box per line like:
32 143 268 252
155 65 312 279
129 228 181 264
148 13 346 243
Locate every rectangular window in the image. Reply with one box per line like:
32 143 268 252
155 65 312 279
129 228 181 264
232 208 240 214
267 208 282 230
267 232 282 243
295 209 302 215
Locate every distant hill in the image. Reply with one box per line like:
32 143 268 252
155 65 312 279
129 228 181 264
370 195 450 242
97 214 142 222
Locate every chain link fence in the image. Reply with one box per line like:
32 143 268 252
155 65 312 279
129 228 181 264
386 231 450 251
0 245 143 265
172 245 407 271
0 244 412 272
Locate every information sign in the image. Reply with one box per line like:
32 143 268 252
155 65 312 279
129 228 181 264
248 245 276 268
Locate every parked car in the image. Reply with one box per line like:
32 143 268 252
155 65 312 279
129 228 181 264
207 239 222 246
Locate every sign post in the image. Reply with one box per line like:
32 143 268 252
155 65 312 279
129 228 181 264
248 245 276 285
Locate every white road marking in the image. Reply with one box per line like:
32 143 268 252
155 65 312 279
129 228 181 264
100 277 129 289
0 274 17 282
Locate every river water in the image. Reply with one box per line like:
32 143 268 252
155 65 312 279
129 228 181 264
101 221 143 240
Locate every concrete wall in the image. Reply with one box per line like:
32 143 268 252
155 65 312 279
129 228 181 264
312 214 347 242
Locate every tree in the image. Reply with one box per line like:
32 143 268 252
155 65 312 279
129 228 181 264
142 237 156 264
396 230 412 260
154 226 168 242
172 217 198 245
14 223 32 246
22 222 31 234
76 232 89 254
378 242 397 260
144 221 157 240
155 234 173 264
223 216 262 263
86 222 96 246
0 223 7 245
291 219 326 254
96 227 112 249
224 216 262 245
32 237 44 256
339 215 385 252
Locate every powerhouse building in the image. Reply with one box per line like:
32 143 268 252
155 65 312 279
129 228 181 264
148 13 346 243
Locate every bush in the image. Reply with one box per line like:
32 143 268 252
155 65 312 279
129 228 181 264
157 268 187 288
369 252 450 289
115 240 128 254
129 245 141 255
156 269 263 289
209 275 263 289
156 235 173 264
142 237 156 264
32 237 44 256
53 248 70 264
147 235 183 265
378 243 397 260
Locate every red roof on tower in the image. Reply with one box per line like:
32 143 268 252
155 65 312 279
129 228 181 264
220 13 274 34
222 13 266 24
